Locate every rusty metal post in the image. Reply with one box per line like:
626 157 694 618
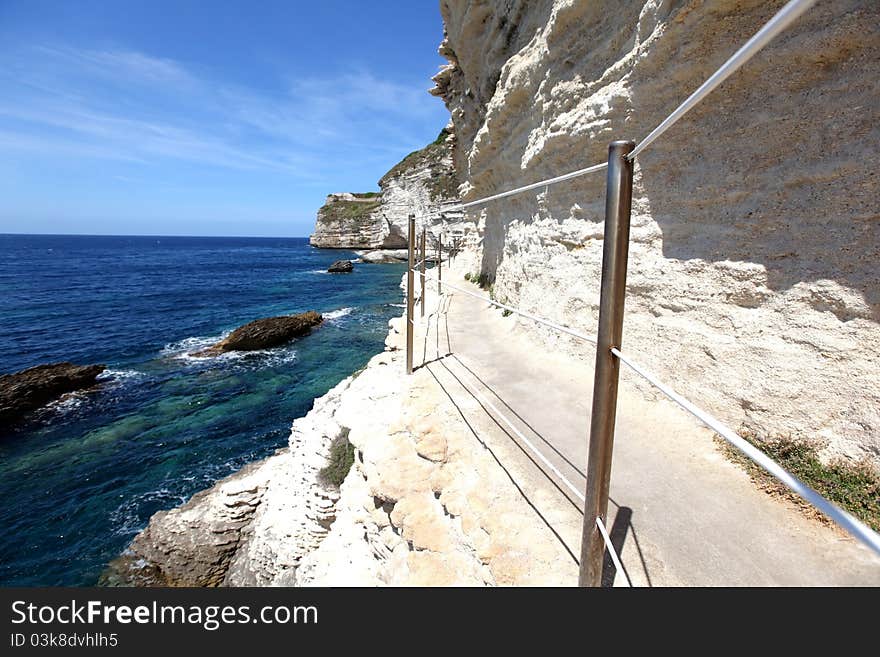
579 140 635 587
438 235 443 295
420 227 426 318
406 214 415 375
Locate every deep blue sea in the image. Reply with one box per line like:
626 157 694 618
0 234 405 586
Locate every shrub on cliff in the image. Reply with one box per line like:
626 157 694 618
320 429 355 488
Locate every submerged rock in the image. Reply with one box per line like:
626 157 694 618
192 312 323 357
327 260 354 273
0 362 106 425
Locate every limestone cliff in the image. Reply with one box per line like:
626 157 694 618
433 0 880 464
309 127 462 249
104 303 576 586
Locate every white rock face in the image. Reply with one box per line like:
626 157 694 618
104 377 354 586
309 128 464 249
109 300 577 586
434 0 880 464
357 249 409 264
309 194 386 249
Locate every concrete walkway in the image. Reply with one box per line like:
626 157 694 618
414 267 880 586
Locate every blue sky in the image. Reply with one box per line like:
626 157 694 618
0 1 450 237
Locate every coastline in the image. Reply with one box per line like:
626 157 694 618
105 270 579 586
99 254 880 586
103 370 354 586
1 236 414 586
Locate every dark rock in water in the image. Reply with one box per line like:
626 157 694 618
327 259 354 273
192 311 323 357
0 362 106 424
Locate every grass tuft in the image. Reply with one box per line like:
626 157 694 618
719 430 880 532
319 429 355 488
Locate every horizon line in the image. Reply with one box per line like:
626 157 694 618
0 232 312 239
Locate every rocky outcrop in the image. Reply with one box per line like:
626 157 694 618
102 373 353 586
107 296 577 586
357 249 409 264
0 362 106 425
193 312 322 357
310 127 463 250
309 193 385 249
434 0 880 464
327 260 354 273
101 456 275 586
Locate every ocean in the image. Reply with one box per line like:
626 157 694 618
0 234 405 586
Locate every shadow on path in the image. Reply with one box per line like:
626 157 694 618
416 288 656 585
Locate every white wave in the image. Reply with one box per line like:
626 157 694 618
45 392 88 413
324 307 354 320
98 368 144 382
309 269 329 274
110 487 189 537
211 346 298 368
251 348 298 368
160 331 229 360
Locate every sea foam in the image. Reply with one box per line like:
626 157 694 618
324 307 354 320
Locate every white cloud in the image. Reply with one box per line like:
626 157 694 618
0 44 448 184
34 45 197 87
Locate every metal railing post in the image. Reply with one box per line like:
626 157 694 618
579 140 635 587
438 236 443 295
406 214 415 375
420 227 426 318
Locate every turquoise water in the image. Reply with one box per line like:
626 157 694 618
0 235 405 586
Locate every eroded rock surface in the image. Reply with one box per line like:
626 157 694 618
433 0 880 464
103 377 354 586
358 249 409 264
328 260 354 273
309 128 464 250
0 362 106 425
106 302 576 587
192 312 322 357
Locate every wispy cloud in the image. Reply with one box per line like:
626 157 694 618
34 45 197 87
0 44 446 184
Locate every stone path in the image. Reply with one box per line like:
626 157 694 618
413 266 880 586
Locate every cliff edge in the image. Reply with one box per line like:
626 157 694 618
309 127 461 249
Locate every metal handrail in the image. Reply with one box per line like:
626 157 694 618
418 273 597 345
400 0 880 586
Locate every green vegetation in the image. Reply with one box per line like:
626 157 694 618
319 429 356 488
465 272 492 289
432 126 452 146
319 198 382 223
352 191 380 199
379 127 459 201
720 430 880 532
487 284 512 317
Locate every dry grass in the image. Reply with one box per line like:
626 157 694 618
718 429 880 532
